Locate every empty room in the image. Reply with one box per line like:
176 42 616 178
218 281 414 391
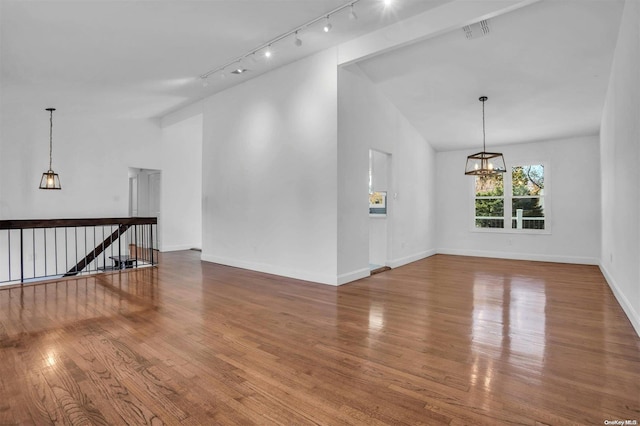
0 0 639 424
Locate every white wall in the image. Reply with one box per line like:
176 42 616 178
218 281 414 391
600 0 640 336
201 49 339 285
338 66 437 283
0 111 162 219
160 114 202 252
436 135 601 264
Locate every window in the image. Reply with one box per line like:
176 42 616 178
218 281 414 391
474 163 546 231
474 173 504 228
511 165 545 230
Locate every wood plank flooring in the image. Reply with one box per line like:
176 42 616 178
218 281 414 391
0 251 638 425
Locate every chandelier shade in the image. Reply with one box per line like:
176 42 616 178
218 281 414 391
465 96 506 176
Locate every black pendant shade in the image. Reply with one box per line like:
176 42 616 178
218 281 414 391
465 96 506 175
39 108 62 190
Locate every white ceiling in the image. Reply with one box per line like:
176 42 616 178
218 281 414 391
354 0 625 151
0 0 449 119
0 0 625 151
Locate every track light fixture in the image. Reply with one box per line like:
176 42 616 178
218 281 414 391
199 0 361 82
231 58 248 74
323 16 332 33
349 4 358 21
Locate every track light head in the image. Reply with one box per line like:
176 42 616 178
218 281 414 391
348 4 358 20
201 77 209 87
231 58 248 74
294 32 302 47
323 16 332 32
264 46 272 58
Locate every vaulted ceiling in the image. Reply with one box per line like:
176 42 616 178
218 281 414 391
355 0 625 151
0 0 448 119
0 0 626 151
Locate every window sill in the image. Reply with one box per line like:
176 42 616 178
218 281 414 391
470 227 551 235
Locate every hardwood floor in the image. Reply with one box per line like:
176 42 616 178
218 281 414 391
0 251 638 425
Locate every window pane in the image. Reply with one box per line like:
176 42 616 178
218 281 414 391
477 218 504 228
512 197 545 229
476 198 504 217
475 174 504 196
475 198 504 228
512 165 544 196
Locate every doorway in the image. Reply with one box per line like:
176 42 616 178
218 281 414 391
129 168 161 249
369 149 392 271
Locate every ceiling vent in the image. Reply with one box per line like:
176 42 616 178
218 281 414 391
463 20 491 40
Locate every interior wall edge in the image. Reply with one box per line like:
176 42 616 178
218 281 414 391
600 262 640 338
337 267 371 286
387 249 437 269
160 244 198 253
201 253 340 286
436 248 599 266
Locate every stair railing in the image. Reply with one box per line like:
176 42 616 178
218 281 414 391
0 217 157 286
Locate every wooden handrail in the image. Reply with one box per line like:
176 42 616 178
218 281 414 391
0 217 157 230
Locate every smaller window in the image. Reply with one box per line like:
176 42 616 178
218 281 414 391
474 174 504 229
511 165 545 230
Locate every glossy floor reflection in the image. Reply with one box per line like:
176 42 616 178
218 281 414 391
0 251 638 425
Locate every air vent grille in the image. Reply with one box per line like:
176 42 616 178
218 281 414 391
463 20 491 40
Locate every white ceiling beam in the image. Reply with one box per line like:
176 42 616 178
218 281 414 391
337 0 541 66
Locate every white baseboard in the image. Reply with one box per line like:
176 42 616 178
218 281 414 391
201 253 339 286
337 268 370 285
160 244 199 253
436 248 599 265
388 249 437 268
599 263 640 338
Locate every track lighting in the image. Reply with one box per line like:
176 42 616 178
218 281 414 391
201 77 209 87
198 0 362 83
323 16 332 33
231 58 248 74
348 4 358 21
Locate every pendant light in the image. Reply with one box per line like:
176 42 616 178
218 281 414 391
465 96 506 175
39 108 62 190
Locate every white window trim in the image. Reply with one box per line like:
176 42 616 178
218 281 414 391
470 159 551 235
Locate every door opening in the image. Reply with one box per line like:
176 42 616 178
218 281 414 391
368 149 392 272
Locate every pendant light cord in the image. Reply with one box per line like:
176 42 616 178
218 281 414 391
49 109 53 171
482 97 486 152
